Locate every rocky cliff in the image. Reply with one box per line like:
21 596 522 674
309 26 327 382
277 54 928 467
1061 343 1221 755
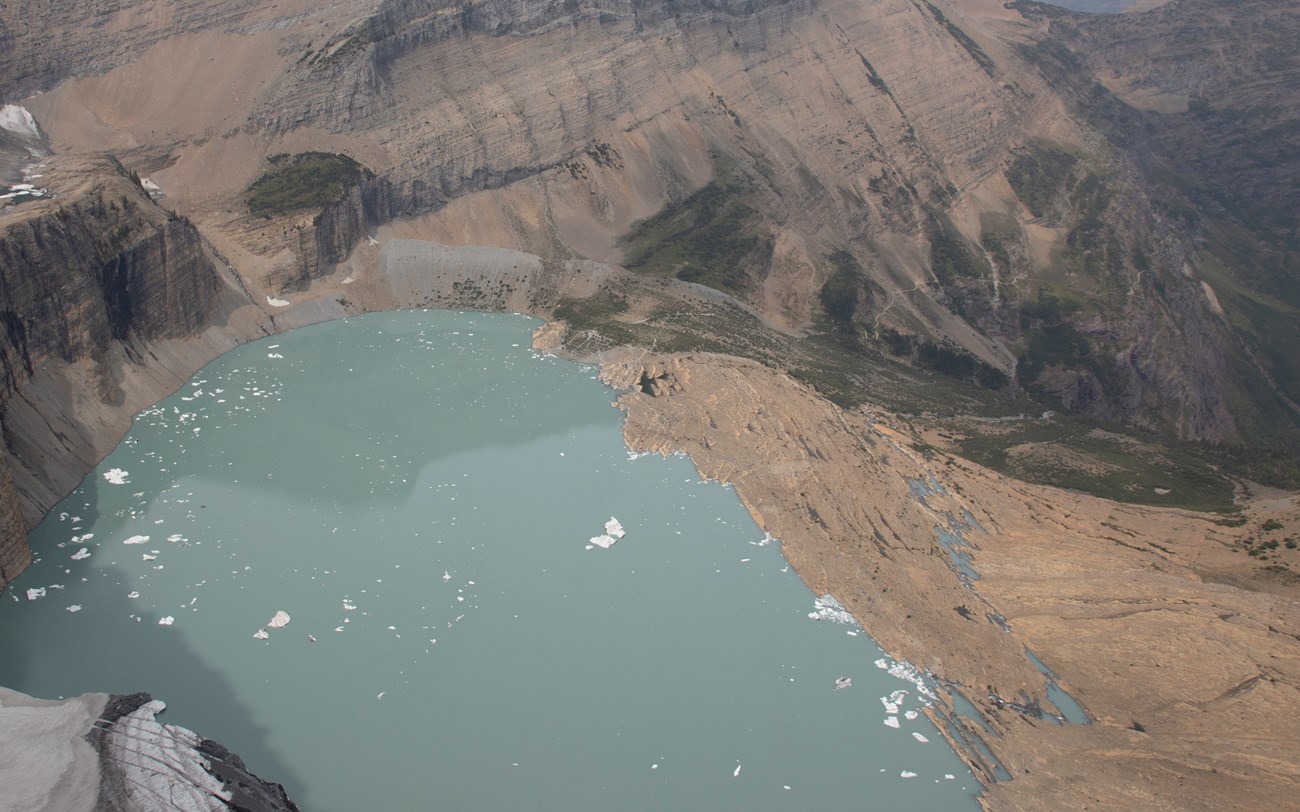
0 154 227 574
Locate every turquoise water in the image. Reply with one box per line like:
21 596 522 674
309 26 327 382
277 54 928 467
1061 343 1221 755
1 311 979 810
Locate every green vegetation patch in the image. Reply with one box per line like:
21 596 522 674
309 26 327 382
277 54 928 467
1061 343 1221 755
1006 139 1078 219
819 250 869 329
953 418 1239 513
622 156 773 295
247 152 363 218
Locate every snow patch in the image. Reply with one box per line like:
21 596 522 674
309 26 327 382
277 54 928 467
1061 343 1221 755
266 296 291 308
0 105 40 139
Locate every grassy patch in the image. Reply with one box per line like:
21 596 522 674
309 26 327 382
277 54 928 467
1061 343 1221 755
247 152 363 218
622 156 772 295
1005 139 1078 219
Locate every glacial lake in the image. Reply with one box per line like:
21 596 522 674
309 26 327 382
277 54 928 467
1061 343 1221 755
1 310 979 810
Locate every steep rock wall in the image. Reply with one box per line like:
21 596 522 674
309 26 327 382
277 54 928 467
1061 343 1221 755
0 156 225 582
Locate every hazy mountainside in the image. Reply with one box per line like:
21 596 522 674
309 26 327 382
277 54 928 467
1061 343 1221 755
0 0 1297 546
1006 0 1300 446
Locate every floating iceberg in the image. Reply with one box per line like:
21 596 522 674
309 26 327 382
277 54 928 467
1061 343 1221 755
900 770 917 779
267 610 291 628
253 629 269 640
25 587 45 601
123 535 150 545
158 616 175 626
66 605 82 613
884 717 900 729
604 517 625 539
103 468 130 485
834 676 852 690
71 548 91 560
589 534 617 549
733 763 742 778
808 594 856 624
912 732 929 743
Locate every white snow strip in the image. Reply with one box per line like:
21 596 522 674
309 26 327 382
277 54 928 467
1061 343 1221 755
266 296 291 307
123 535 150 545
103 468 130 485
71 548 90 560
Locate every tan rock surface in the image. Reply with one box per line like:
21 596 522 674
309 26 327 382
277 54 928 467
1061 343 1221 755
602 351 1300 810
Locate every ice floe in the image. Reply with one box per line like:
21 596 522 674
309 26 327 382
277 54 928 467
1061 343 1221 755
253 629 269 640
589 534 617 549
158 616 175 626
884 717 900 729
808 594 855 625
267 610 291 628
604 517 625 539
71 548 91 560
103 468 130 485
123 535 150 545
25 588 45 601
912 732 929 743
66 605 82 613
900 770 917 779
733 763 742 778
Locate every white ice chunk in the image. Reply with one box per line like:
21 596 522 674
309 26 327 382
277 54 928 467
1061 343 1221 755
158 616 175 626
604 517 626 539
266 610 291 628
103 468 130 485
808 594 856 624
25 587 45 600
912 732 929 743
127 591 140 599
142 554 157 561
733 763 742 778
904 710 919 720
900 770 917 778
442 571 451 582
589 534 617 549
66 605 82 612
253 629 269 640
266 296 291 307
71 548 91 560
123 535 150 545
884 717 900 728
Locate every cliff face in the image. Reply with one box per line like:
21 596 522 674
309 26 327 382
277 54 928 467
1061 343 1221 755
0 155 225 580
0 449 28 591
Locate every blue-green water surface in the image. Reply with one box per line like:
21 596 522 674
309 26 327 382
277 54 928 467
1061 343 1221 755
1 311 979 810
